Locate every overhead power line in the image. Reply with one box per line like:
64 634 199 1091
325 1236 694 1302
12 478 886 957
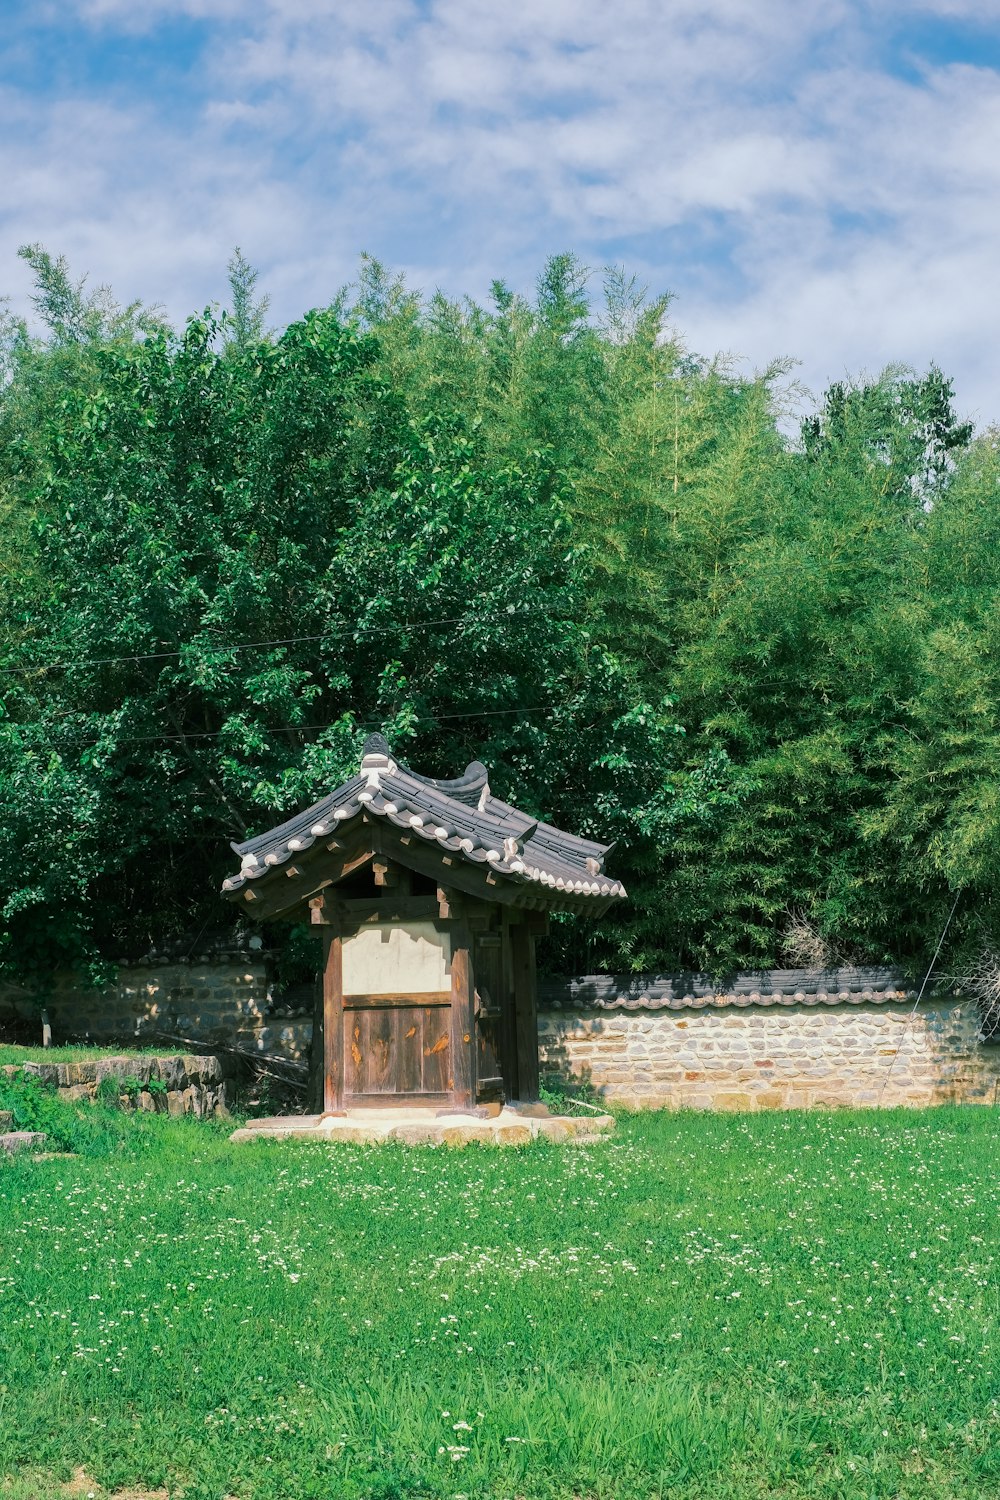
82 704 560 751
0 610 516 679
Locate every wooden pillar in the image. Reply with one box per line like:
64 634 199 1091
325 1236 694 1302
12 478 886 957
321 923 344 1114
498 922 519 1101
510 921 539 1101
308 968 324 1112
449 923 475 1110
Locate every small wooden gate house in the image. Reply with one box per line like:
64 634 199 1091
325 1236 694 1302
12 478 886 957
222 734 625 1113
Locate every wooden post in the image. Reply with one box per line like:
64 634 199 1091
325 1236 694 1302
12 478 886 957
497 922 519 1101
321 923 344 1114
510 921 539 1101
449 924 475 1110
308 969 324 1111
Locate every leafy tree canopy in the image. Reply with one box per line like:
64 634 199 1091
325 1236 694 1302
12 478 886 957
0 248 988 983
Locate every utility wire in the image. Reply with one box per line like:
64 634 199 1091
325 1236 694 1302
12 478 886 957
79 703 561 750
876 887 963 1106
1 608 570 749
0 611 516 679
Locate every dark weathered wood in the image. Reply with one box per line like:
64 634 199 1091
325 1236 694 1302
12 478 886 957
492 925 520 1101
476 1076 505 1103
252 843 375 921
423 1011 452 1094
437 885 458 919
449 927 475 1109
510 921 539 1101
346 1092 451 1108
343 991 452 1009
399 1011 422 1093
335 896 439 924
344 830 549 912
344 1001 456 1098
475 1012 503 1103
349 1008 398 1094
308 967 324 1111
473 931 508 1103
370 1008 394 1091
322 924 344 1113
346 1012 363 1094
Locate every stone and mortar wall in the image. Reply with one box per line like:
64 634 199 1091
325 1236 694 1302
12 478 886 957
2 1054 235 1117
0 959 312 1063
538 997 1000 1110
4 956 1000 1111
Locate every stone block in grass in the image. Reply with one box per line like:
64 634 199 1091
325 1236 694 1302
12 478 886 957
0 1131 47 1153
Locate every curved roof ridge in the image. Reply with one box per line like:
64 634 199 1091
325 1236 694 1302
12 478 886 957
396 758 490 809
484 792 611 863
222 738 626 910
233 774 367 857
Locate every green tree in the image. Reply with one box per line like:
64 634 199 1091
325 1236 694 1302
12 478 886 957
0 247 984 984
0 288 684 976
223 247 270 353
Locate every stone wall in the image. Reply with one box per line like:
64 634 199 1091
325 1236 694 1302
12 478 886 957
3 957 999 1111
3 1053 235 1117
0 956 312 1063
538 997 1000 1109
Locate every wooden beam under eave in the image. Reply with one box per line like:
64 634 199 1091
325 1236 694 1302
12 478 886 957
334 894 439 928
366 830 529 910
240 843 377 921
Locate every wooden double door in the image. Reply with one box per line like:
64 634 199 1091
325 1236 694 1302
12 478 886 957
473 924 538 1105
319 912 538 1113
343 991 453 1100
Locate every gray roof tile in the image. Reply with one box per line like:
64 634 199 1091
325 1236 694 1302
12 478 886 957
539 967 916 1012
223 735 627 910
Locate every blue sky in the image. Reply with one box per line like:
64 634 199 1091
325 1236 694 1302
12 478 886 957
3 0 1000 424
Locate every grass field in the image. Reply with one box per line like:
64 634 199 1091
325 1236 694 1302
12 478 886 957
0 1044 168 1064
1 1098 999 1500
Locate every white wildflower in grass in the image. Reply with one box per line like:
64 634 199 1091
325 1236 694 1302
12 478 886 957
1 1108 999 1496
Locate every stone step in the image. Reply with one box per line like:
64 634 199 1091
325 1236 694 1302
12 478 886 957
0 1131 47 1154
0 1111 13 1131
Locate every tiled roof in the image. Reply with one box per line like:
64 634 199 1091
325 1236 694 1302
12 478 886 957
539 967 916 1012
222 734 627 912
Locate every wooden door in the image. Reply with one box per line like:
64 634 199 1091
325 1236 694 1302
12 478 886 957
474 932 511 1103
337 918 458 1106
343 994 452 1103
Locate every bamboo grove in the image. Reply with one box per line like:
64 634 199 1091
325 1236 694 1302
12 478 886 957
0 247 996 984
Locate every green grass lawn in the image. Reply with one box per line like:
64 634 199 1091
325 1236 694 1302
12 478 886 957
1 1104 999 1500
0 1044 168 1064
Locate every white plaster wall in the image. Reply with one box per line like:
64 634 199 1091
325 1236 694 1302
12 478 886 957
342 921 451 996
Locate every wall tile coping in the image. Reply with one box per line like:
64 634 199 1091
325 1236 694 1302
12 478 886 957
538 967 922 1013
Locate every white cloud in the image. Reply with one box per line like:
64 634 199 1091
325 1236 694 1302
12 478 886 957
0 0 998 423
